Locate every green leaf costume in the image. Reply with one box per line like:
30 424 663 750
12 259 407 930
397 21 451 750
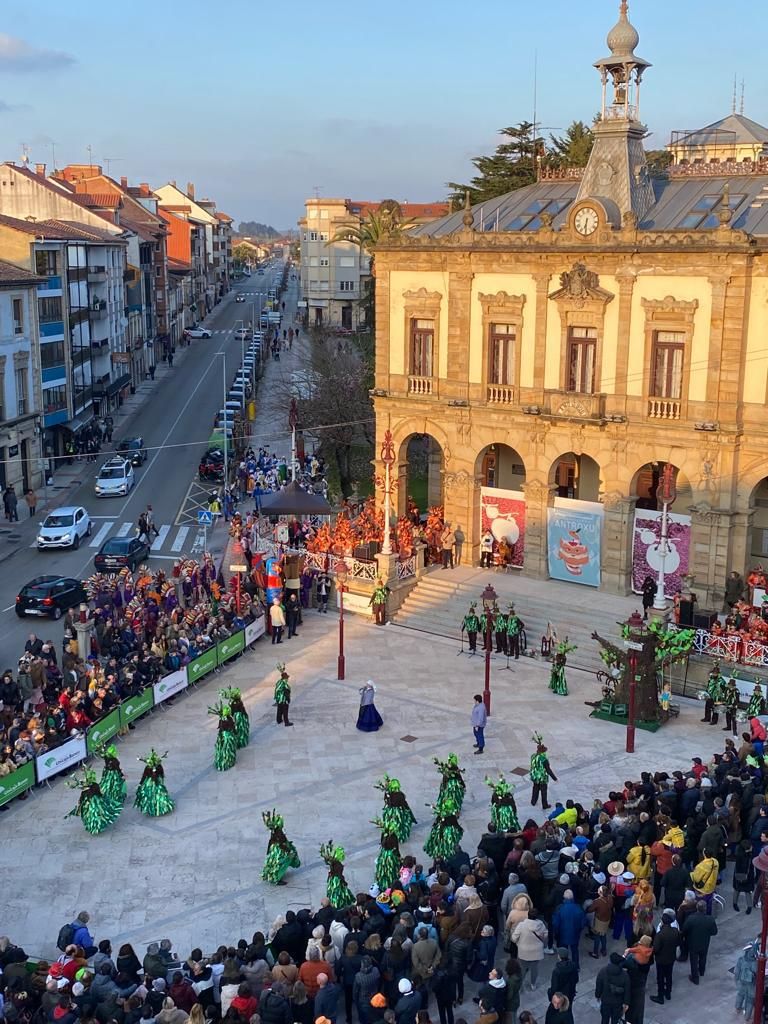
98 744 127 805
134 749 175 816
66 768 121 835
262 809 300 884
209 701 238 772
371 819 402 891
376 774 417 842
434 753 466 813
462 611 479 632
748 687 766 718
424 795 464 860
549 641 577 696
529 751 550 784
706 669 725 702
485 774 520 832
320 840 355 908
222 687 250 748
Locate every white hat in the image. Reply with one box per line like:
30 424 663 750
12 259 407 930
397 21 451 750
622 871 635 881
398 980 412 994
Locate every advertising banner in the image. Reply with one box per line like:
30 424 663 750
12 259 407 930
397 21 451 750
480 487 526 567
547 502 603 587
245 616 266 645
36 734 87 783
86 707 123 753
0 761 35 806
217 631 245 665
153 668 188 706
120 687 154 726
632 509 692 599
187 647 218 684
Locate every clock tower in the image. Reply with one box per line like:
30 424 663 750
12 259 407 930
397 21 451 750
576 1 655 224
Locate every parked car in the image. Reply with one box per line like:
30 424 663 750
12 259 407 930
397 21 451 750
115 436 147 466
184 327 212 339
95 457 134 497
36 505 92 550
235 294 246 302
94 536 151 572
15 575 87 619
234 327 250 341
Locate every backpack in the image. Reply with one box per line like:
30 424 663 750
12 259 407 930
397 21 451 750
57 922 75 951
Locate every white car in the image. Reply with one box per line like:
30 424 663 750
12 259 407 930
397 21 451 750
37 505 92 550
185 327 212 339
234 327 250 341
95 457 135 497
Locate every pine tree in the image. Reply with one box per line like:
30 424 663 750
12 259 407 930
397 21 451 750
447 122 543 205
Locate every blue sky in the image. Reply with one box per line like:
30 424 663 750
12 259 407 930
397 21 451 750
0 0 764 230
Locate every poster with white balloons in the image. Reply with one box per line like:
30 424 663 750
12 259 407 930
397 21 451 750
480 488 526 567
632 509 691 598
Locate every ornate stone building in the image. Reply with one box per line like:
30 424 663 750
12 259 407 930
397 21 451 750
371 3 768 606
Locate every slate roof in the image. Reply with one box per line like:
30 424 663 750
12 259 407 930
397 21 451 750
673 113 768 148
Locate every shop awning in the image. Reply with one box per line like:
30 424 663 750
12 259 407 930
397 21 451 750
106 373 132 397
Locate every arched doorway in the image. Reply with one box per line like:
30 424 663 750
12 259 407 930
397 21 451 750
476 443 526 490
474 444 527 568
631 462 693 599
398 434 444 519
633 462 692 514
550 452 601 501
748 477 768 570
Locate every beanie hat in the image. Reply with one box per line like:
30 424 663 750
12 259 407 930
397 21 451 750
398 979 412 994
72 984 85 997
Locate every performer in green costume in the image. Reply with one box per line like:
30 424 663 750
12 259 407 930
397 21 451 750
701 659 725 724
530 733 557 810
274 663 293 727
222 687 250 748
261 809 300 884
97 743 127 805
371 818 402 891
320 840 356 908
434 752 466 812
423 795 463 860
461 604 480 653
376 774 417 842
134 749 175 816
549 640 577 695
66 768 120 834
485 773 520 832
505 605 525 660
493 604 507 654
209 701 238 771
748 682 766 718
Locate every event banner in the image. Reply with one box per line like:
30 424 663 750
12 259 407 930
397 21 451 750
153 668 188 706
632 509 691 599
547 502 603 588
187 647 217 684
36 734 87 783
120 687 154 726
217 631 245 665
480 487 526 567
245 616 266 645
86 706 122 753
0 761 35 807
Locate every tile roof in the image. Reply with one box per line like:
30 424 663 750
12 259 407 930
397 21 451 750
214 211 234 222
349 200 450 220
0 258 42 285
75 193 123 210
0 212 127 242
167 258 192 273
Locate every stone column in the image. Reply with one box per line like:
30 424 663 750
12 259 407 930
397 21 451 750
600 492 638 595
688 502 734 609
521 479 557 580
611 269 636 403
74 618 95 660
443 267 473 402
531 273 551 393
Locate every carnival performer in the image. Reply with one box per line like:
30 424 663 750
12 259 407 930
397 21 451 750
485 773 520 832
433 752 466 813
357 680 384 732
371 818 402 891
66 768 121 835
262 809 300 885
209 701 238 771
274 663 293 727
423 795 464 860
376 774 417 841
723 677 740 735
320 840 356 908
479 605 491 651
222 687 250 748
493 604 507 655
506 604 525 659
549 639 577 696
134 749 175 816
701 659 725 725
97 743 127 805
748 682 766 719
461 603 480 653
530 733 558 810
369 578 391 626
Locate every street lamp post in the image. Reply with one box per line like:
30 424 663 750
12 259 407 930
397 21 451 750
233 318 245 413
753 848 768 1024
481 583 498 716
217 352 228 490
653 463 677 612
623 609 645 754
380 428 395 555
336 558 349 680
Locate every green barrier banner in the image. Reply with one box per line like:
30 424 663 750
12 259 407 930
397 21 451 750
0 761 35 807
86 707 123 753
120 687 155 726
216 631 244 665
187 647 218 684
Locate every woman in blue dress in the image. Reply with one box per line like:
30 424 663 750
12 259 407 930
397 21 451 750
357 680 383 732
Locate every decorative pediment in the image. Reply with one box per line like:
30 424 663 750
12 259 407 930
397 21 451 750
641 295 699 325
478 291 527 318
402 287 442 316
402 288 441 302
548 263 614 308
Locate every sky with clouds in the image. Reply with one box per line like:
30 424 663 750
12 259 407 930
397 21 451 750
0 0 764 229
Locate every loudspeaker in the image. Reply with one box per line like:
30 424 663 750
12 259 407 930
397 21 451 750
694 610 718 630
678 598 695 627
353 544 371 560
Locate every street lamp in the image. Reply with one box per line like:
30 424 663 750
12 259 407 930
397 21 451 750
336 558 349 680
216 352 228 490
380 428 395 555
753 847 768 1024
233 318 246 412
653 463 677 612
623 609 646 754
481 583 497 716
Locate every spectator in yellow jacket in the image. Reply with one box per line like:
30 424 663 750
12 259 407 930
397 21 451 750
691 851 720 913
626 844 652 881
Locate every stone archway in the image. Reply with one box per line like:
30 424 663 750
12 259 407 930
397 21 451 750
472 444 527 568
397 433 444 519
549 452 601 501
632 461 693 514
748 477 768 572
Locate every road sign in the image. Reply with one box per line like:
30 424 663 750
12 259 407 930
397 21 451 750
197 509 213 525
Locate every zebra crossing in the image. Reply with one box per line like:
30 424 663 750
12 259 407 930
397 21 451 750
30 519 205 558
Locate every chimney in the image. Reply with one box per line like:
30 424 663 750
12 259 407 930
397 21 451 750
187 182 195 200
140 183 150 196
35 163 46 177
120 175 128 188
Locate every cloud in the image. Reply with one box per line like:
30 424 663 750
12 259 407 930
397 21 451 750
0 33 75 72
0 100 31 113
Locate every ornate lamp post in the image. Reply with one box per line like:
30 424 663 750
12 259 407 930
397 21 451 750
623 609 646 754
481 583 498 716
380 429 395 556
336 558 349 680
653 463 677 612
753 847 768 1024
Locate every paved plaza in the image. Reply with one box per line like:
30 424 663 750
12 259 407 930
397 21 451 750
3 609 756 1023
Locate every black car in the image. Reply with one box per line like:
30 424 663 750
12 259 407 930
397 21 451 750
16 575 87 619
94 536 151 572
115 436 147 466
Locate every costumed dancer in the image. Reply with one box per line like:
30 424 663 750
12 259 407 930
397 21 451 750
369 578 391 626
506 605 525 660
530 733 558 810
66 768 121 835
134 749 175 816
461 603 479 653
357 680 384 732
748 682 766 719
493 603 507 655
723 676 740 736
485 773 520 833
97 743 127 805
479 605 491 651
376 774 417 841
261 809 300 885
549 639 577 696
434 752 466 812
274 663 293 727
209 701 238 771
701 659 725 725
423 795 463 860
320 840 356 908
221 687 250 748
371 818 402 892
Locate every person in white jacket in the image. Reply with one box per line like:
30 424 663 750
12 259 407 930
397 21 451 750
511 911 549 991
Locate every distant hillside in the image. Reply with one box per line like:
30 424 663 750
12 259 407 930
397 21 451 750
237 221 279 239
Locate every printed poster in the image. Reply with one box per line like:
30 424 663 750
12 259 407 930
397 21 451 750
547 501 603 587
480 487 526 567
631 509 691 599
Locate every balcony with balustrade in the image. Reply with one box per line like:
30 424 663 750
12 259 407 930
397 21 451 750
486 384 516 405
647 397 681 420
407 376 434 397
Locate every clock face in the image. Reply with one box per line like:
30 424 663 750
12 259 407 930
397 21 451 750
574 207 599 236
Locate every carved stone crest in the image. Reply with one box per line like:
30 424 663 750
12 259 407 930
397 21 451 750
444 469 472 493
548 263 614 308
601 490 626 511
522 479 551 504
551 395 591 419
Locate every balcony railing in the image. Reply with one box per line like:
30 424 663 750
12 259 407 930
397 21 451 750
408 376 434 396
647 397 681 420
89 301 108 320
88 265 106 280
487 384 516 404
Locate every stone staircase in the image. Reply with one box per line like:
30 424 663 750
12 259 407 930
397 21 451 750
391 565 643 678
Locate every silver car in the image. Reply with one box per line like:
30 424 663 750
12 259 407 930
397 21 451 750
95 457 134 497
37 505 93 550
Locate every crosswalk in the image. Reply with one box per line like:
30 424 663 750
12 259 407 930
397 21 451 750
31 520 207 559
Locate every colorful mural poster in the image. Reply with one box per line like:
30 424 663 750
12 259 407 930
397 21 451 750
480 488 526 567
547 503 603 587
632 509 691 598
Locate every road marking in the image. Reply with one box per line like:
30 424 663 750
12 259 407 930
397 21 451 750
191 528 207 554
151 524 170 551
2 604 15 612
149 554 181 561
171 526 189 552
89 522 113 548
117 521 132 537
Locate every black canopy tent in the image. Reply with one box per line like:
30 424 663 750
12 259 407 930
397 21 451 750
258 480 331 516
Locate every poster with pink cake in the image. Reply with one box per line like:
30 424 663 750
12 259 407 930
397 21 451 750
631 509 691 598
480 488 526 567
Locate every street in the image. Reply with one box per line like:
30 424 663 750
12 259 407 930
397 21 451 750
0 263 286 662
